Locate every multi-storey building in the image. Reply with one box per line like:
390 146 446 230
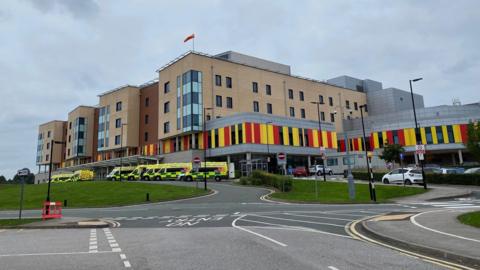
36 120 67 172
65 106 97 167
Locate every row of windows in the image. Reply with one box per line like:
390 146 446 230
288 89 304 101
251 101 335 122
215 95 233 108
215 75 233 88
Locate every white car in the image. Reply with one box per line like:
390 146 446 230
309 165 333 176
464 167 480 174
382 168 423 185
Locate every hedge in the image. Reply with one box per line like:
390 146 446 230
352 171 480 186
239 171 293 192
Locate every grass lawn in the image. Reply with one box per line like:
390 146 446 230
0 218 42 228
0 182 209 210
270 180 428 203
457 211 480 228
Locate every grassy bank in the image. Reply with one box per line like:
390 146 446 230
270 179 428 203
0 182 209 210
458 211 480 228
0 218 42 228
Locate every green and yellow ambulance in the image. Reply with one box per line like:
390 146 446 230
127 165 155 181
51 172 75 183
71 170 95 181
178 162 228 182
106 166 136 181
142 163 191 181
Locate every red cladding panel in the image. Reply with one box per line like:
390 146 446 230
254 123 261 144
460 124 469 142
245 122 252 143
224 126 230 146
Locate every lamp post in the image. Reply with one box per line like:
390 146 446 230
359 105 376 202
409 78 427 189
266 121 272 172
203 107 213 191
310 101 327 183
120 123 128 181
46 140 66 212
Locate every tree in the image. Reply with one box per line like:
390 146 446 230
11 173 35 184
0 175 7 183
379 143 405 165
466 122 480 162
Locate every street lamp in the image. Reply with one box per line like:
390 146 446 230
266 121 272 172
203 107 213 191
120 123 128 181
409 78 427 189
46 140 66 203
310 101 327 183
359 105 376 202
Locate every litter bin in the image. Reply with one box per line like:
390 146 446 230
343 169 348 178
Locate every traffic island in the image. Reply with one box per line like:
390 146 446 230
458 211 480 228
349 212 480 269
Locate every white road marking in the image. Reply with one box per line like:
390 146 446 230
89 229 98 253
123 260 131 268
102 228 132 268
112 248 122 252
410 211 480 243
120 254 127 260
0 251 117 257
445 205 480 209
234 212 240 215
328 266 340 270
249 214 345 228
283 213 353 221
232 215 287 247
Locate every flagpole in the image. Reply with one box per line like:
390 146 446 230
192 37 195 52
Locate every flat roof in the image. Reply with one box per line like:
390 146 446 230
97 84 139 97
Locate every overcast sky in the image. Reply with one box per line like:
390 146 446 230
0 0 479 178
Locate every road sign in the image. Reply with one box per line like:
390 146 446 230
277 152 286 165
418 153 425 160
399 153 404 160
415 145 426 155
17 168 30 176
193 157 201 164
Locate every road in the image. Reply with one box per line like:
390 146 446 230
1 181 479 270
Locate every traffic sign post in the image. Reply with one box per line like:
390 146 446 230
277 153 286 175
17 168 30 220
193 157 201 189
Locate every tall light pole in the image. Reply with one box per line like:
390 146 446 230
266 121 272 172
359 105 376 202
120 123 127 181
203 107 213 191
310 101 327 182
409 78 427 189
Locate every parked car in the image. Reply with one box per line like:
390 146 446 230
382 168 423 185
293 167 309 177
309 165 333 176
464 167 480 174
423 167 442 174
439 168 464 174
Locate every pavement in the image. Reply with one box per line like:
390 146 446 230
0 180 479 269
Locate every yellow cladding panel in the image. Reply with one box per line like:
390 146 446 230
219 128 225 147
431 126 438 144
150 144 154 154
164 140 170 153
211 129 216 148
235 125 239 144
322 131 327 147
331 132 338 149
312 130 319 147
373 132 379 149
357 138 363 151
410 128 417 145
267 124 274 144
382 131 388 145
453 124 462 143
442 125 449 144
404 129 411 146
260 124 268 144
292 128 300 146
242 123 246 143
419 128 426 144
282 126 290 145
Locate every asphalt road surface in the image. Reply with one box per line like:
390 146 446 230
1 181 479 270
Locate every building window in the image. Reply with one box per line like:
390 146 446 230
299 91 304 101
46 142 50 149
164 81 170 93
144 132 149 142
252 82 258 93
319 95 324 104
321 112 325 121
346 100 350 109
115 135 121 145
164 122 170 133
116 101 122 111
164 101 170 113
354 102 358 111
67 149 70 156
253 101 259 112
288 89 294 99
328 97 333 106
144 114 149 124
267 103 273 114
68 135 71 143
215 75 222 86
266 84 271 95
226 97 233 108
115 118 121 128
145 97 150 107
301 108 306 119
216 95 223 107
226 77 232 88
69 122 72 129
46 154 49 161
47 131 51 138
289 107 295 117
330 113 335 122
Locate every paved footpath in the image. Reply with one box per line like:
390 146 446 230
0 181 478 270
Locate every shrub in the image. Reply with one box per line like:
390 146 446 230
239 171 293 192
352 171 385 182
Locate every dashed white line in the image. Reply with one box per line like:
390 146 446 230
328 266 340 270
248 214 345 228
120 254 127 260
89 229 98 253
123 260 132 268
232 215 287 247
102 228 132 268
283 213 353 221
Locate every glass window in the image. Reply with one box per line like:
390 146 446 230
354 102 358 111
116 101 122 111
299 91 304 101
253 101 259 112
266 84 271 95
164 101 170 113
69 122 72 129
346 100 350 109
115 118 121 128
436 126 444 144
289 107 295 117
215 75 222 86
144 132 148 142
426 127 433 144
330 113 335 122
327 158 338 166
288 89 294 99
145 97 149 107
252 82 258 93
328 97 333 106
47 131 51 138
216 95 223 107
321 112 325 121
164 81 170 93
226 97 233 108
145 114 149 124
319 95 324 104
115 135 121 145
164 122 170 133
301 108 306 119
226 77 232 88
267 103 272 114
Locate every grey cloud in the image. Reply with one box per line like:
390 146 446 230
26 0 99 19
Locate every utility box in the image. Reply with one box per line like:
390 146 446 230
229 163 235 179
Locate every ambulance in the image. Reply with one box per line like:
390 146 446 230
51 172 75 183
178 162 228 182
71 170 95 181
106 166 136 181
127 165 156 181
142 163 191 181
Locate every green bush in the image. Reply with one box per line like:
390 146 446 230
239 171 293 192
352 171 385 182
352 171 480 186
